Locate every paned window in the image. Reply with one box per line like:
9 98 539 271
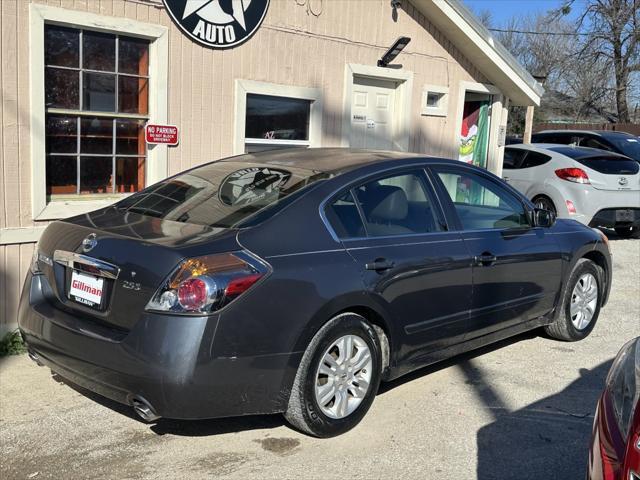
45 25 149 196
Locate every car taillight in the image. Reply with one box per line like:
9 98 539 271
625 430 640 480
146 251 270 314
606 338 640 441
566 200 577 214
555 168 591 184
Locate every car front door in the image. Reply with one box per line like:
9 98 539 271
430 165 564 340
324 168 472 369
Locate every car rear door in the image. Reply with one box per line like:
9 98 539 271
324 168 472 368
429 164 564 340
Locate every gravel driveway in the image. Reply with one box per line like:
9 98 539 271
1 233 638 480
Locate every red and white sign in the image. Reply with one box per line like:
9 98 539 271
69 271 104 306
146 124 179 146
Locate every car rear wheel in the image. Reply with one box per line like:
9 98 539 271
284 313 381 437
545 258 602 341
614 225 639 238
532 195 557 215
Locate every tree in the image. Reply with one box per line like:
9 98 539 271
560 0 640 122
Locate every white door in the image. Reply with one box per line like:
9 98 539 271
349 76 397 150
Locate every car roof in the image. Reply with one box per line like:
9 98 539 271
217 148 428 175
507 143 630 160
534 130 637 139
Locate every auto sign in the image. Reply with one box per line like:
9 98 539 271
163 0 270 50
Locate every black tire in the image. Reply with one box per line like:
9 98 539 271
532 195 557 215
284 313 382 438
544 258 602 342
614 225 640 238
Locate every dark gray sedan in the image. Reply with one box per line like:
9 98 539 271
19 148 612 437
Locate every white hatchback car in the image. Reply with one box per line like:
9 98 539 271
502 144 640 237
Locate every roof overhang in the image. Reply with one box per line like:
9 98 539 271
412 0 544 106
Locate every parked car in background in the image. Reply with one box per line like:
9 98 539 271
531 130 640 163
587 337 640 480
503 144 640 238
19 148 612 437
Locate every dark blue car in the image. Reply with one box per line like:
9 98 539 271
19 148 612 437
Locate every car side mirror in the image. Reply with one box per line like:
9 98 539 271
533 208 556 228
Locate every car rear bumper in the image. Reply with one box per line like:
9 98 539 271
588 208 640 228
18 272 301 420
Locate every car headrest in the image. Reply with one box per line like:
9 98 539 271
366 185 408 222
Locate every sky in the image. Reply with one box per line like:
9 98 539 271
462 0 583 27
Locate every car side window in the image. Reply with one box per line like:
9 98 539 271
520 151 551 169
325 191 365 239
581 137 613 151
503 148 528 169
353 171 441 237
434 168 530 230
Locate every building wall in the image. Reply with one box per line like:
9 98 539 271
0 0 492 334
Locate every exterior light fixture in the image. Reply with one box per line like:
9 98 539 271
377 36 411 68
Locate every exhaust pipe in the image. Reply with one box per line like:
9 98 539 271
131 397 160 422
28 350 44 367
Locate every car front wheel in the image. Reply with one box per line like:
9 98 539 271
545 258 602 341
284 313 382 437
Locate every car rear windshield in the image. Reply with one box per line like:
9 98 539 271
575 156 639 175
116 161 329 228
608 136 640 161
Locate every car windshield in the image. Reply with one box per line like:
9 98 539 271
607 136 640 161
116 161 329 228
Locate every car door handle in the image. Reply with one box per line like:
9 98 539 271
474 253 497 266
365 258 395 272
503 176 510 182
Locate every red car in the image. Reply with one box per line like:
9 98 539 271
588 337 640 480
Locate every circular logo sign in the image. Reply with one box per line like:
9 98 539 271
163 0 270 49
219 167 291 206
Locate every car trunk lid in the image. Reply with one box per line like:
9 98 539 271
36 208 240 331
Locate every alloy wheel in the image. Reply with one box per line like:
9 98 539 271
570 273 598 330
314 334 373 419
534 197 556 214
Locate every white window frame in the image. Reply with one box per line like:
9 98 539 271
234 80 322 155
30 4 169 220
421 84 449 117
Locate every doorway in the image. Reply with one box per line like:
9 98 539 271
459 91 493 168
349 76 398 150
342 64 413 152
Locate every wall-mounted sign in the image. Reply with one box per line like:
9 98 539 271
146 124 179 146
163 0 270 50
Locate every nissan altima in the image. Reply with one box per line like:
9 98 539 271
19 148 612 437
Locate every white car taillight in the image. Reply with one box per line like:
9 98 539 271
146 251 270 315
555 168 591 184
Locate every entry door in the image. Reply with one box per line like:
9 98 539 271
350 77 397 150
431 165 564 339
